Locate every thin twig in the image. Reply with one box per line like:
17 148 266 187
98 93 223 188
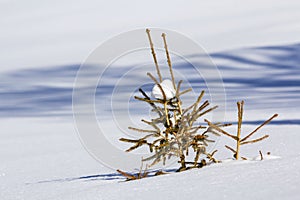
235 101 244 160
162 32 176 90
240 135 269 145
176 80 183 97
141 119 161 132
128 126 158 134
146 29 162 82
196 105 218 119
225 145 236 153
138 88 162 117
193 90 205 113
178 88 192 96
259 150 263 160
119 138 140 143
134 96 163 104
241 114 278 142
117 169 136 180
205 119 238 140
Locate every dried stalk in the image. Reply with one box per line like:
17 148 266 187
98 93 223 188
120 29 233 173
225 145 236 154
206 150 220 163
205 119 237 140
117 161 149 181
162 32 176 90
240 135 269 145
138 88 162 117
235 101 244 159
206 101 278 160
259 150 263 160
241 114 278 142
128 126 157 134
146 29 162 82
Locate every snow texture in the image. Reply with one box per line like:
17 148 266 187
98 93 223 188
1 0 300 200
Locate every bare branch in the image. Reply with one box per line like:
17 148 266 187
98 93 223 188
225 145 236 153
205 119 238 140
141 119 161 132
235 100 244 160
128 126 158 134
138 88 162 117
162 32 176 89
241 114 278 142
259 150 263 160
117 169 136 180
240 135 269 145
178 88 192 96
176 80 183 97
134 96 163 104
146 29 162 82
196 105 218 119
193 90 205 113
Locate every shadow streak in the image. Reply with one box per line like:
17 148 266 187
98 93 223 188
27 168 177 184
0 43 299 118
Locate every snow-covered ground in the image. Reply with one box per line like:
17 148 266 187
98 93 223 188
1 0 300 200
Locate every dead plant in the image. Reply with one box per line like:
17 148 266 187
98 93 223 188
119 29 222 173
205 101 278 160
117 29 278 181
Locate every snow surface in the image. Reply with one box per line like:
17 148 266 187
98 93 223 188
1 0 300 199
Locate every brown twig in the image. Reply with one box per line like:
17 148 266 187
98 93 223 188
205 119 237 140
240 135 269 145
235 101 244 159
117 169 136 180
146 29 162 82
178 88 192 96
206 101 277 160
241 114 278 142
259 150 263 160
206 150 220 163
138 88 162 117
162 32 176 90
128 127 157 134
225 145 236 154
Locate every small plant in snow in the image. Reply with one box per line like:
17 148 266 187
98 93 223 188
119 29 224 172
205 101 278 160
117 29 278 180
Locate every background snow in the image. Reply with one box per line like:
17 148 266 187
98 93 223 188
0 0 300 200
1 0 300 71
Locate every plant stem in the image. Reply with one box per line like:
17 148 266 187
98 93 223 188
161 33 176 90
146 29 162 82
164 102 170 127
180 154 186 170
235 101 244 160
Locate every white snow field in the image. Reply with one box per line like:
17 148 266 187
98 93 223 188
1 0 300 200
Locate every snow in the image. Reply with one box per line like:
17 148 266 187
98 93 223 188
152 79 176 100
1 0 300 199
1 0 300 72
1 121 300 200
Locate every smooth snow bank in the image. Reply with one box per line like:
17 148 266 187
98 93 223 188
87 157 300 200
1 1 300 199
1 117 300 200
